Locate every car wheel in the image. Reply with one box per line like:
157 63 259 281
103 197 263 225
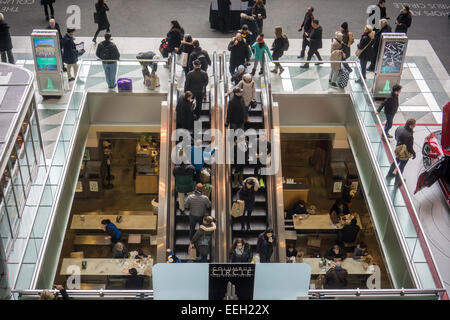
422 142 432 169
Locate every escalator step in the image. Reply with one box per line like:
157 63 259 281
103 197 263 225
232 193 266 202
175 236 191 245
231 221 267 231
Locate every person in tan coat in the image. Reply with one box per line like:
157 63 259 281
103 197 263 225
238 73 256 121
329 32 346 87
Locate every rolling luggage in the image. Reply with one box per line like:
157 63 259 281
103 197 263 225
117 78 133 92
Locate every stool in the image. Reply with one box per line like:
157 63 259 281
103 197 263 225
128 234 142 244
70 251 84 259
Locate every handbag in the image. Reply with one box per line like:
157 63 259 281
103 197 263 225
338 68 350 88
231 201 245 218
93 12 99 24
394 144 412 161
179 52 189 67
355 39 373 57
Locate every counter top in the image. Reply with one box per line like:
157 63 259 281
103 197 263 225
60 258 153 276
71 214 157 231
293 213 362 231
300 258 374 275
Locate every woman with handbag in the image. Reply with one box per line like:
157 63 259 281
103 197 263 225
237 73 256 121
177 34 194 76
270 26 287 75
92 0 110 44
355 25 374 82
237 177 259 231
329 32 345 87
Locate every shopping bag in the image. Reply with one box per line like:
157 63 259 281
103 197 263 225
150 73 160 90
338 68 350 88
180 52 189 67
231 200 245 218
202 183 212 198
188 244 197 260
200 167 211 184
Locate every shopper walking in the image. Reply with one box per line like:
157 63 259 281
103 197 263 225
300 20 323 69
173 160 196 214
177 34 195 76
231 65 246 85
355 25 374 82
165 20 184 57
217 0 231 33
256 228 276 262
232 136 249 187
96 33 120 89
190 141 215 183
188 40 211 72
237 177 259 231
387 118 416 186
368 19 392 71
226 87 246 130
254 131 271 185
0 14 14 64
251 34 272 76
191 216 216 262
340 22 353 72
297 7 314 59
237 73 256 119
329 32 345 87
62 28 79 81
228 33 250 75
377 0 389 20
92 0 110 44
229 238 252 262
176 91 196 131
251 0 267 33
238 24 254 47
185 59 209 119
41 0 55 21
271 26 288 75
376 84 401 138
240 7 259 45
395 6 412 34
185 183 212 240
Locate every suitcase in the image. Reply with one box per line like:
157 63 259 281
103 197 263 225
117 78 133 92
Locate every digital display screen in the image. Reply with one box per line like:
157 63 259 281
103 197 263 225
380 40 407 74
33 38 58 71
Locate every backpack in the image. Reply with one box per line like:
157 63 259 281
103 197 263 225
348 32 355 45
282 36 290 51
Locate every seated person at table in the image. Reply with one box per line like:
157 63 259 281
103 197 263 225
352 242 372 261
136 249 148 259
286 244 298 262
324 244 346 262
101 219 122 244
329 199 350 224
124 268 145 289
112 242 129 259
324 261 348 289
285 200 307 220
338 218 360 243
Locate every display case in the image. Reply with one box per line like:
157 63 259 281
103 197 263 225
135 135 160 194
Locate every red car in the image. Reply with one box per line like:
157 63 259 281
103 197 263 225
415 102 450 207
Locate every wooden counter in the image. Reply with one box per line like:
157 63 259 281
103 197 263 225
135 174 158 194
60 258 153 276
71 214 157 231
293 213 362 232
300 258 374 275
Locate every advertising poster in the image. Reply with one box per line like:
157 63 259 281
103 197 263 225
209 264 255 300
33 38 58 71
380 40 407 74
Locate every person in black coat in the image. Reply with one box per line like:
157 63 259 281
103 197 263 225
228 33 250 75
395 6 412 34
166 20 184 56
177 34 195 76
62 29 79 81
324 244 346 261
368 19 392 71
271 26 287 75
41 0 55 21
240 8 259 45
47 18 63 47
176 91 196 131
378 0 389 20
338 218 361 243
376 84 402 138
229 238 252 262
217 0 231 33
285 199 307 220
185 60 209 118
96 33 120 88
188 40 211 72
251 0 267 33
324 261 348 289
355 25 375 81
300 19 322 68
256 228 276 262
297 7 314 58
92 0 110 43
237 178 258 231
124 268 145 289
226 88 246 130
0 14 14 64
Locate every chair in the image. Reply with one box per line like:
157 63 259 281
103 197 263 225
306 237 321 255
70 251 84 259
128 234 142 244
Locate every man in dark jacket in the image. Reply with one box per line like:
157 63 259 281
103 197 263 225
228 33 250 75
297 7 314 58
395 6 412 33
300 20 322 68
185 183 212 240
324 244 346 261
226 88 246 130
338 218 360 243
256 228 276 263
240 8 259 45
47 18 63 46
41 0 55 21
185 60 209 118
173 159 196 214
62 28 79 81
96 33 120 88
387 118 416 186
191 216 216 262
324 261 348 289
217 0 231 33
93 0 110 44
368 19 392 71
124 268 145 289
376 84 401 138
377 0 389 20
176 91 196 131
188 40 211 72
0 14 14 64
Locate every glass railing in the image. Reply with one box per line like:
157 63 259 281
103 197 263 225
11 58 169 293
264 55 446 297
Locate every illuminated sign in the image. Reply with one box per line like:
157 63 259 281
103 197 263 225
380 40 407 74
33 38 58 72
